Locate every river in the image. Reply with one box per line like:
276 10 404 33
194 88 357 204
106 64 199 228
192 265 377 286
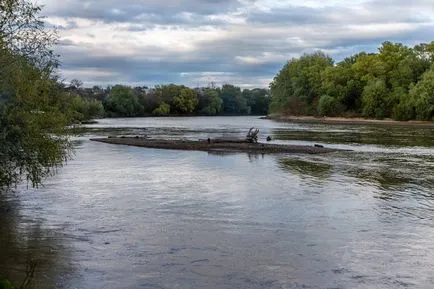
1 116 433 289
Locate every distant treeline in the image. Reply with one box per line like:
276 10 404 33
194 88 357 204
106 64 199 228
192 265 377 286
66 82 270 119
270 41 434 121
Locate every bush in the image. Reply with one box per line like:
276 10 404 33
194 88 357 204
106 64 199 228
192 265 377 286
317 95 342 116
408 67 434 120
362 79 388 119
68 96 104 122
152 102 170 116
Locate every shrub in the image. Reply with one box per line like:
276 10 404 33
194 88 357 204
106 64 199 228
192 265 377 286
317 95 342 116
152 102 170 116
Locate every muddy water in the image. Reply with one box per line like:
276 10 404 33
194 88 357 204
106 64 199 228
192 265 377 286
1 116 433 289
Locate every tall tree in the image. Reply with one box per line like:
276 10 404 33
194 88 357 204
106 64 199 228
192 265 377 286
172 88 198 114
104 85 142 117
270 51 333 115
0 0 71 190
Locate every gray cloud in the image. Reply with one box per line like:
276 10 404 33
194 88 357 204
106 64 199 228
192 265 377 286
43 0 245 25
39 0 434 88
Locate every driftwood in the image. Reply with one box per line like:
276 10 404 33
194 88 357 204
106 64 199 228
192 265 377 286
246 127 259 143
205 128 260 144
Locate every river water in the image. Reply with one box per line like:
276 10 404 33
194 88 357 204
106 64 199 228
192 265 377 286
1 116 433 289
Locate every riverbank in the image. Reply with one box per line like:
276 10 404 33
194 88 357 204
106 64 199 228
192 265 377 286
268 115 434 127
90 137 343 154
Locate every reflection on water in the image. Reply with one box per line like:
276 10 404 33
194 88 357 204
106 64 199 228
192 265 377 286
272 124 434 147
0 196 74 289
1 116 433 289
279 157 333 180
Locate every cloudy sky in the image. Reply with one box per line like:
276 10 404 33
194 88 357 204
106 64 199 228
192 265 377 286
39 0 434 88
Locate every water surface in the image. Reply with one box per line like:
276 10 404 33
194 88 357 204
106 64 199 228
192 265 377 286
1 116 433 289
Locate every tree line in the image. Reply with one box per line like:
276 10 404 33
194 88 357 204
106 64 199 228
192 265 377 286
66 82 270 118
270 42 434 120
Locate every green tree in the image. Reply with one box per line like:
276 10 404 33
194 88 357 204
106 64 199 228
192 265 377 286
104 85 142 117
321 56 364 113
0 0 71 190
172 87 198 114
352 53 386 82
362 79 388 119
270 51 333 115
407 66 434 120
243 88 269 115
67 95 104 122
317 95 342 117
220 84 242 114
414 41 434 69
199 89 223 115
152 102 170 116
139 90 160 115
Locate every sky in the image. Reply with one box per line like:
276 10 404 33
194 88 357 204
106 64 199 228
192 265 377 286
39 0 434 88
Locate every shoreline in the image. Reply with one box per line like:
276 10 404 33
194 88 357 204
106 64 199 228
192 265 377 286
91 137 346 155
268 115 434 127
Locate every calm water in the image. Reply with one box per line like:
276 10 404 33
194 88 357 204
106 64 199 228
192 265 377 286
1 116 433 289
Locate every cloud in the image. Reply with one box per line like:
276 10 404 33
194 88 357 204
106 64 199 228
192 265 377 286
37 0 434 88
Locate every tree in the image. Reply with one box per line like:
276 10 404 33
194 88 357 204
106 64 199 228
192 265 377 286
269 42 434 120
139 90 160 115
152 102 170 116
378 42 426 92
104 85 142 117
220 84 242 114
67 95 104 122
362 79 388 119
414 41 434 69
172 87 198 114
269 51 333 115
407 66 434 120
69 79 83 90
243 88 269 115
317 95 342 117
0 53 71 189
0 0 71 190
198 89 223 115
321 57 364 113
269 59 296 114
0 0 58 70
352 53 386 82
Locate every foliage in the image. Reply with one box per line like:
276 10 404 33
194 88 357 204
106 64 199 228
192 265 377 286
243 88 270 115
68 83 269 117
269 51 333 115
0 0 58 69
317 95 342 117
104 85 142 117
406 66 434 120
67 95 104 122
270 41 434 121
172 87 198 114
362 79 388 119
321 57 363 112
0 0 72 190
199 89 223 115
220 84 246 114
152 102 170 116
0 57 71 190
